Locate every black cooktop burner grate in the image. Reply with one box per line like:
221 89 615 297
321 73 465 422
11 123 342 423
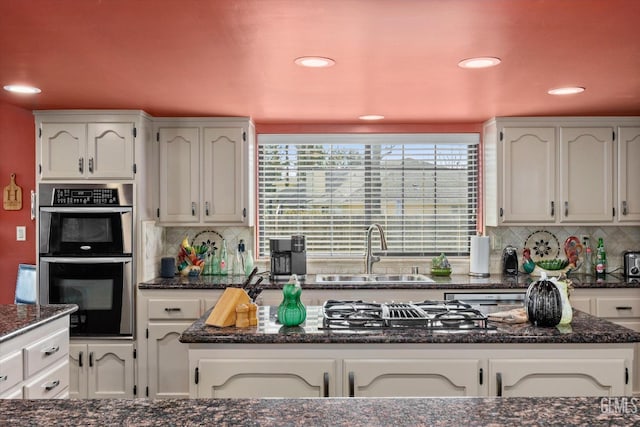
321 299 495 331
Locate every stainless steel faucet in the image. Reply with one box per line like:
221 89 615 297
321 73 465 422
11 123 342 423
365 223 388 274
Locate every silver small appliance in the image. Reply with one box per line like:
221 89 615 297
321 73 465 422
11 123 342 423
624 251 640 279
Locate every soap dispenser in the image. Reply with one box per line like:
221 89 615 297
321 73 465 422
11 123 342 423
277 274 306 327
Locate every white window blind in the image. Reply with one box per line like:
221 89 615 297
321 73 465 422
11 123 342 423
258 133 479 258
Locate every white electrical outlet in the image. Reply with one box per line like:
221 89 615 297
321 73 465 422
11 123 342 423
16 226 26 241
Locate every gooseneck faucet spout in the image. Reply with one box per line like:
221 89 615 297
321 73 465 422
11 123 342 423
365 223 388 274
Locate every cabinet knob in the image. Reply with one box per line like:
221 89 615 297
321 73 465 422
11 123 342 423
205 201 210 216
191 202 197 216
550 201 555 217
622 201 628 216
564 201 569 217
88 157 94 173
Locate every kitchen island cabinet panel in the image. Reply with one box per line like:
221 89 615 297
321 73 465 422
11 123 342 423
344 359 482 397
489 357 627 397
194 358 336 398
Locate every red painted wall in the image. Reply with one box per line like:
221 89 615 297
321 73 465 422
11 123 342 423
0 101 35 304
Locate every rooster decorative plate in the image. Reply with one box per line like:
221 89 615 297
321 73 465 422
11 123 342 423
524 230 560 262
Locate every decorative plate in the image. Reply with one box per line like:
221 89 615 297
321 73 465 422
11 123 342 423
524 230 560 262
192 229 223 257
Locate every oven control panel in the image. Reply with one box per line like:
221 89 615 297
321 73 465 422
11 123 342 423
52 188 120 205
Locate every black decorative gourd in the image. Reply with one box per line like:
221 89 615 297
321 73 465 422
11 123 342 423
525 277 563 327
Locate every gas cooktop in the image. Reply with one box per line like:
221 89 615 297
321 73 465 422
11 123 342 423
321 300 496 331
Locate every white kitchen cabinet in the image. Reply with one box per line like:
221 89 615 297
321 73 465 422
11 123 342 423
0 315 70 399
559 126 614 222
38 120 135 180
344 359 482 397
68 342 135 398
489 358 627 397
484 116 640 226
137 288 223 398
195 358 336 398
617 126 640 222
156 118 254 226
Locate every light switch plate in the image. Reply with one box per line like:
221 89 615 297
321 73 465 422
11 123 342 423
16 226 26 241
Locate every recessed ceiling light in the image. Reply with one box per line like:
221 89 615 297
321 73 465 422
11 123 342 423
3 84 42 94
548 86 585 95
294 56 335 68
358 115 385 121
458 57 501 69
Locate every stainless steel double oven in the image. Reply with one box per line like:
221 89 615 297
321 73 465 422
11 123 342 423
38 183 133 338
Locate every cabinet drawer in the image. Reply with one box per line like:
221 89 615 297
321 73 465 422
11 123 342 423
596 298 640 318
23 328 68 377
148 299 201 320
0 351 23 394
23 359 69 399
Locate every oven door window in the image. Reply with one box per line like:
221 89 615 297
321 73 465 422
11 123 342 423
50 213 124 255
49 263 124 336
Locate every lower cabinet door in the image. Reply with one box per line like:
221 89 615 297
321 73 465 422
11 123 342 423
490 359 628 397
68 344 88 399
148 322 192 398
196 359 336 398
344 359 482 397
88 344 135 398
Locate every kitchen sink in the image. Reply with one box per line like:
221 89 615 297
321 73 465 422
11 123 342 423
315 273 434 284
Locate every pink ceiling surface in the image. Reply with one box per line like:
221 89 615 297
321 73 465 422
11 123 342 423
0 0 638 124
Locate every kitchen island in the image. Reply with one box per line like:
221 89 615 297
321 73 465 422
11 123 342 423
0 304 77 399
180 306 640 398
1 396 638 426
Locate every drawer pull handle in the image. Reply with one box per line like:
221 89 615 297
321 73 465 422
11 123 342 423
43 345 60 356
44 379 60 391
164 307 182 312
0 375 7 383
323 372 329 398
496 372 503 397
79 351 83 368
616 306 633 310
348 371 355 397
89 352 94 367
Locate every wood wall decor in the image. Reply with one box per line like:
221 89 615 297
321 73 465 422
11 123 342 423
3 173 22 210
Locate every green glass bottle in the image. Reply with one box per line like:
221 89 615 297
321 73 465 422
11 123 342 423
277 274 306 327
595 238 607 279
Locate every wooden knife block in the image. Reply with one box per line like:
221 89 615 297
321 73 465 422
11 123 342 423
205 288 251 327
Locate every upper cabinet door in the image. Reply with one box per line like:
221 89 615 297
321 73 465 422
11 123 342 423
86 123 134 179
202 127 246 224
501 127 556 223
40 123 87 179
559 127 614 223
618 127 640 222
158 127 200 223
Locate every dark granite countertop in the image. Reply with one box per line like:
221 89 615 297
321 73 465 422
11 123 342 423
1 396 638 426
139 272 639 290
0 304 78 343
179 305 640 345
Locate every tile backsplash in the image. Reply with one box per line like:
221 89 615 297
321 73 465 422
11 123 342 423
139 223 640 279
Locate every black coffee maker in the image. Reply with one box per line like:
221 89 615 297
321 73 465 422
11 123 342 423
269 235 307 281
502 245 519 276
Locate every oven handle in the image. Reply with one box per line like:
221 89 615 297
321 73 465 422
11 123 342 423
40 257 132 264
40 206 132 213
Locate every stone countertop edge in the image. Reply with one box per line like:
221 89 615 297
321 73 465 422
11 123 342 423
179 306 640 345
0 304 78 343
0 396 638 426
139 273 639 290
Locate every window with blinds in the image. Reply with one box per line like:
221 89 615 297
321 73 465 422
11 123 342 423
257 133 479 258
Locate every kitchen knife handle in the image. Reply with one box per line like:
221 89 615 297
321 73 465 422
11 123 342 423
44 379 60 392
79 351 83 368
205 201 210 216
564 201 569 217
78 158 84 173
622 201 628 216
89 352 94 368
323 372 330 397
496 372 503 397
550 201 555 217
348 371 355 397
88 157 94 173
191 202 197 216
